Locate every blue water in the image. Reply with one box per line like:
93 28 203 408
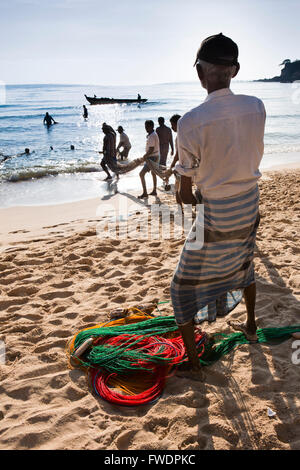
0 81 300 207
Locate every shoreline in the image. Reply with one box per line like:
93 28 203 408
1 152 300 210
1 164 300 250
0 165 298 256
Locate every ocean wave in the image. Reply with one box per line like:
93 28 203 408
1 164 101 182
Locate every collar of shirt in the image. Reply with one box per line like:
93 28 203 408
204 88 233 103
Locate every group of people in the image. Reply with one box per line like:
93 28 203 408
137 115 180 198
99 123 132 180
98 115 181 196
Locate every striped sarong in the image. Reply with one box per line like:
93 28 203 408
170 184 260 325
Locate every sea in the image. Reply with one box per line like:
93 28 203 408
0 81 300 208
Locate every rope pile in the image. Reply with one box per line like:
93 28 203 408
66 308 300 406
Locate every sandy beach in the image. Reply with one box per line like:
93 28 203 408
0 167 299 450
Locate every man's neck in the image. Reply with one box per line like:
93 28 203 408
206 83 230 95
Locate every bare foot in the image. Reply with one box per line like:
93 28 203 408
227 320 258 343
292 332 300 339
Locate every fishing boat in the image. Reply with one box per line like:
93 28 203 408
85 95 148 105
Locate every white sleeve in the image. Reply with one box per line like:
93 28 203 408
175 121 199 177
148 133 155 148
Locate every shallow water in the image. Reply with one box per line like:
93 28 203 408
0 81 299 207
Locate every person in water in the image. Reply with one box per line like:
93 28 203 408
0 148 31 163
83 105 88 119
43 112 57 126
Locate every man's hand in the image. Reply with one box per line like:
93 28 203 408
179 175 197 205
142 146 155 161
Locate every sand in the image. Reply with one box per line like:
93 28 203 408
0 168 299 450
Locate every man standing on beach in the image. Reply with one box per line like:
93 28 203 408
116 126 132 160
138 120 160 198
156 117 174 167
168 114 184 206
171 33 266 378
100 124 119 181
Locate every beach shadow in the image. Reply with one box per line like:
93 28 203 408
245 248 300 448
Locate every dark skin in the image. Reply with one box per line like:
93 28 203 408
169 119 183 206
177 60 258 377
138 122 158 198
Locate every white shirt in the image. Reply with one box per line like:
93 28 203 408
175 88 266 198
119 132 131 148
146 131 160 156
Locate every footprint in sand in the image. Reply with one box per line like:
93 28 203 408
0 297 29 311
106 269 125 278
115 430 137 450
105 286 119 293
201 422 239 447
53 305 67 314
51 281 73 289
85 283 102 293
181 435 207 450
112 295 128 304
39 291 74 301
275 422 300 444
119 280 133 288
65 312 78 319
7 286 39 297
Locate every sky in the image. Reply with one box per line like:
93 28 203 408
0 0 299 85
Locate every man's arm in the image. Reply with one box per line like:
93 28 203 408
175 120 199 178
169 129 174 155
143 146 154 159
117 134 124 151
179 175 197 205
170 151 179 169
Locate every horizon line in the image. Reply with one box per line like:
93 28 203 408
5 79 255 87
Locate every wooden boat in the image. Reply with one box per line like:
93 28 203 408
85 95 148 105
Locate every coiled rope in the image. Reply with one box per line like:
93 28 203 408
66 308 300 406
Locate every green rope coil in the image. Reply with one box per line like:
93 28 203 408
71 316 300 374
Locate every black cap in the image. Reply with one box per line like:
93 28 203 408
194 33 238 67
